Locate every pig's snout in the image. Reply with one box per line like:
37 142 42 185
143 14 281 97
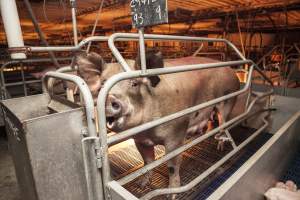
106 94 128 130
106 95 122 116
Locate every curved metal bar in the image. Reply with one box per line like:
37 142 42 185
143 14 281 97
108 33 247 72
44 65 78 94
43 71 96 137
97 59 256 194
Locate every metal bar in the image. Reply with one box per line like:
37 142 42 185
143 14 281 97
86 0 104 53
108 33 247 63
70 0 78 46
97 60 273 200
225 129 237 149
97 59 256 192
5 80 41 87
253 63 274 86
106 61 252 145
23 0 60 68
138 28 147 74
26 33 246 61
81 137 104 200
43 72 96 137
117 92 271 187
107 36 132 72
44 65 78 94
294 43 300 54
0 57 72 99
141 117 269 200
20 63 27 96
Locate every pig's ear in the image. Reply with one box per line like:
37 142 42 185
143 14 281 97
136 50 163 87
76 52 105 75
146 51 163 87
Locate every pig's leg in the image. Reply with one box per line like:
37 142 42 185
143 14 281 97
135 141 155 188
215 101 234 151
165 140 184 200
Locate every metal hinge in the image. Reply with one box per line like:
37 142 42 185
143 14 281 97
94 138 102 169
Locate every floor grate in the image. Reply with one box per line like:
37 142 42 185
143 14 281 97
108 126 272 199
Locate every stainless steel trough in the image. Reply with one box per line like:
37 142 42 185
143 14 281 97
0 72 101 200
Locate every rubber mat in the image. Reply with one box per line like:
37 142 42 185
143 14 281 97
108 126 272 199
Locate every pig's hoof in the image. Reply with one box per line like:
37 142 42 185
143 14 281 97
137 176 152 189
217 141 225 151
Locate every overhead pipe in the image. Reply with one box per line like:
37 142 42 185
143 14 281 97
0 0 26 59
23 0 60 68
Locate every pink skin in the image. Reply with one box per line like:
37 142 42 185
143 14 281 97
265 181 300 200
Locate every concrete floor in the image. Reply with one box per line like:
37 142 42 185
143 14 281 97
0 131 20 200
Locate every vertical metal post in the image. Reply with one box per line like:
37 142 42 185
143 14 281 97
224 130 237 148
0 0 26 59
23 0 60 68
70 0 78 46
138 28 147 74
20 62 27 96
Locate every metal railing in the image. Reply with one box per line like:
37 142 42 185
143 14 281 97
26 33 273 200
0 57 72 99
42 71 103 200
95 33 273 200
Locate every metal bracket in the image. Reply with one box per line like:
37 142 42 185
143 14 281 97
94 138 102 169
8 46 31 54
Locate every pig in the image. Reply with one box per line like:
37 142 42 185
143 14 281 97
265 181 300 200
76 51 240 196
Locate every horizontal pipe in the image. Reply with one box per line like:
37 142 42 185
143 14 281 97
106 61 252 145
108 86 248 145
1 57 72 69
4 80 41 87
118 91 272 187
24 33 245 61
43 72 96 137
141 117 269 200
97 61 257 189
108 33 247 72
0 57 73 98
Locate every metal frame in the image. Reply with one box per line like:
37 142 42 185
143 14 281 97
0 57 72 99
42 71 102 200
94 33 273 200
22 33 273 200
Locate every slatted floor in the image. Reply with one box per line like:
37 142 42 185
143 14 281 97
108 126 272 199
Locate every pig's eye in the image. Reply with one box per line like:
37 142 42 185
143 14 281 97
101 79 107 87
131 80 139 87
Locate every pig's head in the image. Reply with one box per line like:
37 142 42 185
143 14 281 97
106 50 164 131
76 52 123 101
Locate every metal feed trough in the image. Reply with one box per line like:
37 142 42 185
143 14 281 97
3 33 276 200
1 71 101 200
